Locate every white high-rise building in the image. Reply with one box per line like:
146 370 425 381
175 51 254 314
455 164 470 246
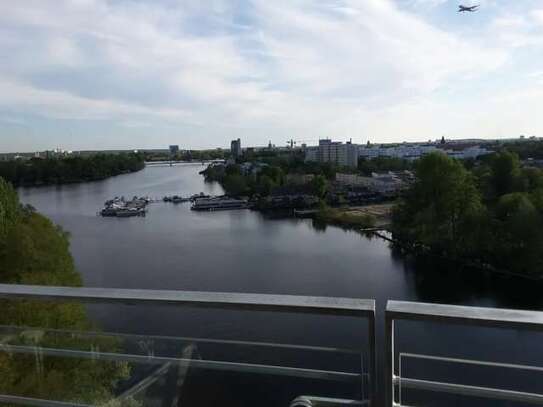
305 139 358 168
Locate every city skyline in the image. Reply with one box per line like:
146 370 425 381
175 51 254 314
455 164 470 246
1 0 543 153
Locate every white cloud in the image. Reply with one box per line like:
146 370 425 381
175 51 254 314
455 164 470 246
0 0 541 150
532 9 543 26
0 78 194 123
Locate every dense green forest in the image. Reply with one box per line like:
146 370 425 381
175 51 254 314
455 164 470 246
0 178 137 405
0 153 145 187
392 151 543 277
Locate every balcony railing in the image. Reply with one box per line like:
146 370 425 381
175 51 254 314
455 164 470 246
2 284 543 406
386 300 543 406
0 284 375 407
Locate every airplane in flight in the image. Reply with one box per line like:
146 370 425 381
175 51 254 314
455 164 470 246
458 4 479 12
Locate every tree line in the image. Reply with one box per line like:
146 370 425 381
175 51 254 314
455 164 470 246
392 151 543 277
203 163 286 196
0 153 145 187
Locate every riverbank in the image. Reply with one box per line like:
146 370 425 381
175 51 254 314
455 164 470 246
374 230 543 281
315 203 393 230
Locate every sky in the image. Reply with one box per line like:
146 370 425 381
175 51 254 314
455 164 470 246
1 0 543 152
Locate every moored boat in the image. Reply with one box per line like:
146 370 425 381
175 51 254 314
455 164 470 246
191 197 249 211
115 208 145 217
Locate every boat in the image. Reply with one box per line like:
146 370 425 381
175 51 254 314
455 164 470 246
115 208 145 217
191 197 249 211
100 195 149 217
190 192 211 202
100 208 118 217
172 196 190 203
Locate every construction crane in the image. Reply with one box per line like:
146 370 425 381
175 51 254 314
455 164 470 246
286 139 318 149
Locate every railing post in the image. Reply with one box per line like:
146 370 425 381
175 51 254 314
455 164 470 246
368 311 377 407
385 309 395 407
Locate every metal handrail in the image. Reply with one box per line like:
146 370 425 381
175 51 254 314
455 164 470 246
9 285 543 406
0 284 377 406
0 324 362 354
0 283 374 316
385 300 543 406
387 300 543 330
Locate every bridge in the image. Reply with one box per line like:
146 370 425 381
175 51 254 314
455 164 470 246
144 160 225 167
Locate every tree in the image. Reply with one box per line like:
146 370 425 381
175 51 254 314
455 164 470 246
311 175 328 199
488 151 521 198
0 177 137 405
393 152 484 255
518 167 543 192
0 153 145 187
492 193 543 275
223 174 248 196
0 178 20 243
256 175 276 196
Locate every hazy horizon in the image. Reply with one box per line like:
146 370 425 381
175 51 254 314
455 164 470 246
1 0 542 153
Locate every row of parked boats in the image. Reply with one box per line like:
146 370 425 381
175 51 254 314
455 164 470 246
100 193 250 217
99 196 149 217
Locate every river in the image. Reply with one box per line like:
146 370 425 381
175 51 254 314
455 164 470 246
17 164 543 407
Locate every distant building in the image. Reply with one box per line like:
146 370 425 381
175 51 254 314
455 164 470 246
304 147 318 163
305 139 358 168
231 138 242 159
335 171 407 195
306 138 494 164
169 145 179 155
359 144 438 160
443 146 492 160
44 148 72 158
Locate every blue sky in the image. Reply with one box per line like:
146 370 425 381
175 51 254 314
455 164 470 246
1 0 543 152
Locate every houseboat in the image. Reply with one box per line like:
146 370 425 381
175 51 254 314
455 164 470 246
191 197 249 211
